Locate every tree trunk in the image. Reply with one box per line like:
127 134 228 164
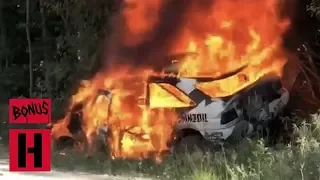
40 0 51 97
0 0 6 72
26 0 33 97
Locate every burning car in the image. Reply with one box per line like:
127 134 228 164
151 73 289 153
51 58 289 159
105 62 290 153
50 0 292 162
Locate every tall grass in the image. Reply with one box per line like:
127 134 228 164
1 100 320 180
49 113 320 180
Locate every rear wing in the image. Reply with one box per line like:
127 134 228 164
144 64 247 109
144 77 196 108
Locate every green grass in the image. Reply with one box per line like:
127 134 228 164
2 103 320 180
48 113 320 180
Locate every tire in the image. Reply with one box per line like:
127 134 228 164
227 120 253 142
173 135 206 154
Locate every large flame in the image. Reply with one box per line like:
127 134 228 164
51 0 290 162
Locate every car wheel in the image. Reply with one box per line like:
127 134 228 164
173 135 206 154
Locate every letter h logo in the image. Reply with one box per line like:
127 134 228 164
9 129 51 171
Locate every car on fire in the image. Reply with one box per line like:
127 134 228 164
144 62 289 153
51 56 289 156
93 59 289 154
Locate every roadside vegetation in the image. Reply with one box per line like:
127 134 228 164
1 105 320 180
45 113 320 180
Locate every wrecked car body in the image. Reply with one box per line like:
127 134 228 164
50 59 290 156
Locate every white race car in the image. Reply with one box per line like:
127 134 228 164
147 74 289 152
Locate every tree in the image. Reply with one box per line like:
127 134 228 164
25 0 33 97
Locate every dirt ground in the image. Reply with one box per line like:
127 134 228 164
0 143 152 180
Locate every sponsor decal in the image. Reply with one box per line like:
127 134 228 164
178 113 208 123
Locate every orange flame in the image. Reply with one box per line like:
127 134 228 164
51 0 290 162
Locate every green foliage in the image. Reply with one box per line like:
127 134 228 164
0 0 114 108
48 113 320 180
307 0 320 20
